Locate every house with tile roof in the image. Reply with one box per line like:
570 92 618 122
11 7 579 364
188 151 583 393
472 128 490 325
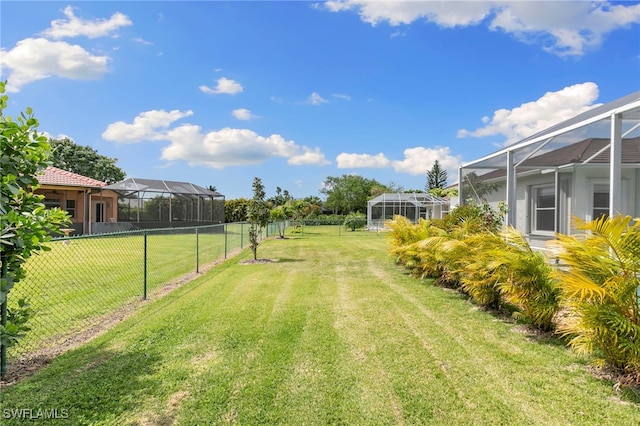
36 166 119 235
454 91 640 250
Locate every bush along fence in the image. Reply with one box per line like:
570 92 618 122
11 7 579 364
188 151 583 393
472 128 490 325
387 213 640 381
1 221 282 371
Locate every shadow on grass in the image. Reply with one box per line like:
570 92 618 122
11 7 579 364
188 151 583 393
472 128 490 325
275 258 305 263
1 342 165 425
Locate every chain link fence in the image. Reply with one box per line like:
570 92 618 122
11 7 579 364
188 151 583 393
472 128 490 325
5 222 280 361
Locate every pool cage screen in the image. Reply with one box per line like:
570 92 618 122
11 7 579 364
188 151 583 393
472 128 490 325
367 193 449 230
105 178 225 229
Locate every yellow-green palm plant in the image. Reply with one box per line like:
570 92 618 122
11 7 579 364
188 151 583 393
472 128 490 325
387 216 436 273
548 215 640 370
429 218 487 288
458 232 506 308
412 226 454 281
491 227 560 331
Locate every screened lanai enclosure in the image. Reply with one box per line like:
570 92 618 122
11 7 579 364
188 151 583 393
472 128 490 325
367 193 449 230
104 178 225 231
457 90 640 249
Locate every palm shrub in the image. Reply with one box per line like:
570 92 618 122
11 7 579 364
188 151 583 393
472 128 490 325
412 225 452 281
457 232 505 308
343 212 367 231
491 227 560 331
548 215 640 371
387 216 432 271
427 218 485 288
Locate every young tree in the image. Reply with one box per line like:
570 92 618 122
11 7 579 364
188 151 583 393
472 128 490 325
426 160 447 194
0 82 70 375
49 138 126 184
246 177 270 260
270 205 289 238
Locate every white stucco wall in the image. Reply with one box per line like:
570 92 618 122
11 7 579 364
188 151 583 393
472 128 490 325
461 165 638 249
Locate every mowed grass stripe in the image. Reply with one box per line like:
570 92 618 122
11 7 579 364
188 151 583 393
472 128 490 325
1 228 638 425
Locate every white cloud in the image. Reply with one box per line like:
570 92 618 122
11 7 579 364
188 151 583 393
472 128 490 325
324 1 491 27
0 7 132 91
325 1 640 56
392 146 461 176
41 5 132 39
42 131 74 141
232 108 257 121
133 37 153 46
199 77 243 95
289 147 331 166
0 38 109 92
457 82 601 145
103 110 329 167
102 109 194 142
337 152 391 168
332 93 351 101
337 146 461 176
161 127 329 168
307 92 328 105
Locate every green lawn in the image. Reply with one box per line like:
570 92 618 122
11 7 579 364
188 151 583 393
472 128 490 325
8 223 251 357
1 228 638 425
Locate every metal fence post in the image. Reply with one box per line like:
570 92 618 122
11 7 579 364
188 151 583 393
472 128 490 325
195 228 199 274
143 231 148 300
240 223 244 249
224 224 228 259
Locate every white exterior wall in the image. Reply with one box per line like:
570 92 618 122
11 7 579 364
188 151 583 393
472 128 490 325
572 166 637 222
466 165 638 249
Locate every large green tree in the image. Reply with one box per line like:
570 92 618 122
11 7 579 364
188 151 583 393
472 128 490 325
49 138 125 184
426 160 447 194
320 175 383 215
0 82 70 374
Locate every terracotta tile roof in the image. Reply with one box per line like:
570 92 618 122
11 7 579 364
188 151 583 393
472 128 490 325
37 166 107 188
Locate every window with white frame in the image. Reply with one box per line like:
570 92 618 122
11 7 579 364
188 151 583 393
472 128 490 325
532 185 555 233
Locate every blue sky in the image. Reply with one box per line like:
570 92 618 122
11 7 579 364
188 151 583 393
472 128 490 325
2 1 639 199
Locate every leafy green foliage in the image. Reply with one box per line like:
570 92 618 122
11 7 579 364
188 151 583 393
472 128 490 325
443 202 505 233
321 174 383 215
387 203 558 329
270 205 289 238
460 171 500 203
0 81 70 353
267 186 293 207
425 160 447 193
49 137 126 184
343 213 366 231
246 178 270 260
0 299 33 348
549 215 640 371
225 198 250 223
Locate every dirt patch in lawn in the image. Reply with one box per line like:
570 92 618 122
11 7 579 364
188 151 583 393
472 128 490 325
0 252 240 386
